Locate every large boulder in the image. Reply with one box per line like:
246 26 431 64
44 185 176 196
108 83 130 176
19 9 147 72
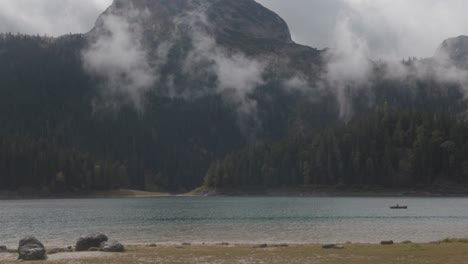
75 233 108 251
100 241 125 252
18 236 46 261
380 240 394 245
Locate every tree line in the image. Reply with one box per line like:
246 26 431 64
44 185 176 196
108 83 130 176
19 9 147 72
204 107 468 189
0 136 127 192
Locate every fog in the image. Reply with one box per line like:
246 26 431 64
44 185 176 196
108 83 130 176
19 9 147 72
2 0 468 58
2 0 468 121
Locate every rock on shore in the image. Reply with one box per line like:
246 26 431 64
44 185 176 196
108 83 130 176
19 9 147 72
18 236 46 261
75 233 108 251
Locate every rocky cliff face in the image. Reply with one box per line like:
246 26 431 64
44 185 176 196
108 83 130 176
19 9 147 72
435 35 468 69
88 0 321 72
93 0 292 48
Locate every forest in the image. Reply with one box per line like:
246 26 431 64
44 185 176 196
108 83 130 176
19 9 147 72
0 32 467 193
204 108 468 189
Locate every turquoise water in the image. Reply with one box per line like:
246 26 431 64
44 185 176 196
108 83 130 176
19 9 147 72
1 197 468 247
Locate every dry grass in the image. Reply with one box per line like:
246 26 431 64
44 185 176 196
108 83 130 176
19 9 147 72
438 237 468 243
2 243 468 264
86 189 170 198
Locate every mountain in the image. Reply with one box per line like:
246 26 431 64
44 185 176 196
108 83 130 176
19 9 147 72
0 1 467 194
435 35 468 69
0 0 334 193
88 0 322 78
97 0 293 49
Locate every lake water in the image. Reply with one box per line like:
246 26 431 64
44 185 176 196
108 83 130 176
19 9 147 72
1 196 468 247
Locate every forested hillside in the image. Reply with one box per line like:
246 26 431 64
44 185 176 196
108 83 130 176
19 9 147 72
0 0 467 194
204 108 468 189
0 32 336 192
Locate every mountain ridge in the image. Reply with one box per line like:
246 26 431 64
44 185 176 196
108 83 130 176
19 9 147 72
0 1 467 192
91 0 295 49
435 35 468 68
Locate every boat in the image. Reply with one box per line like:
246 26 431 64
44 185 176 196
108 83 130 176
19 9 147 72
390 204 408 209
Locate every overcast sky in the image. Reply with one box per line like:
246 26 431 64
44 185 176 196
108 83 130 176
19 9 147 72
0 0 467 58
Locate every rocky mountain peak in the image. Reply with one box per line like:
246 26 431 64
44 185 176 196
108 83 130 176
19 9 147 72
435 35 468 68
92 0 293 51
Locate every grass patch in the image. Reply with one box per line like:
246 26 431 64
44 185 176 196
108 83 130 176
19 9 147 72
438 238 468 243
402 243 426 252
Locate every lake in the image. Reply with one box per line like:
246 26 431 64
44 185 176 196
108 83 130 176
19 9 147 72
1 196 468 247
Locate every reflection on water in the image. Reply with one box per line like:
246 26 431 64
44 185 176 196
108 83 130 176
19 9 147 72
1 196 468 246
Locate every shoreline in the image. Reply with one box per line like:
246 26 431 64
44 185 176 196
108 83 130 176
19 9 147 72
3 186 468 200
1 241 468 263
0 239 458 249
191 186 468 198
0 189 178 200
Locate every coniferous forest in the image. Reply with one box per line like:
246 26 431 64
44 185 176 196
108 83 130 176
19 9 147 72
1 0 468 195
204 108 468 189
0 33 338 193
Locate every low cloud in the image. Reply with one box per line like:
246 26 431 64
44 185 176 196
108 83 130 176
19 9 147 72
338 0 468 59
322 2 468 120
11 0 466 122
170 6 267 135
82 2 267 137
324 13 372 120
82 5 161 110
2 0 468 60
0 0 112 36
184 27 266 117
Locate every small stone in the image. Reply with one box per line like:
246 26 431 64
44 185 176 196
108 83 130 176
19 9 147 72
254 244 268 248
217 242 229 246
100 241 125 252
181 243 191 246
0 245 7 252
88 247 101 251
322 244 344 249
401 240 412 244
381 240 394 245
147 244 157 247
322 244 336 249
271 244 289 248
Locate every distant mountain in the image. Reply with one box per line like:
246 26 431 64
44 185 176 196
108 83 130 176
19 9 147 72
96 0 294 49
435 35 468 68
0 0 467 194
88 0 322 77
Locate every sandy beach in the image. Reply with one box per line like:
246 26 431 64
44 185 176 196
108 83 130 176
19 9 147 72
1 242 468 264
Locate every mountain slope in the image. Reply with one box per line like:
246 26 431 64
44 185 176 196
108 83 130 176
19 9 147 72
0 1 467 193
0 0 334 192
435 35 468 69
